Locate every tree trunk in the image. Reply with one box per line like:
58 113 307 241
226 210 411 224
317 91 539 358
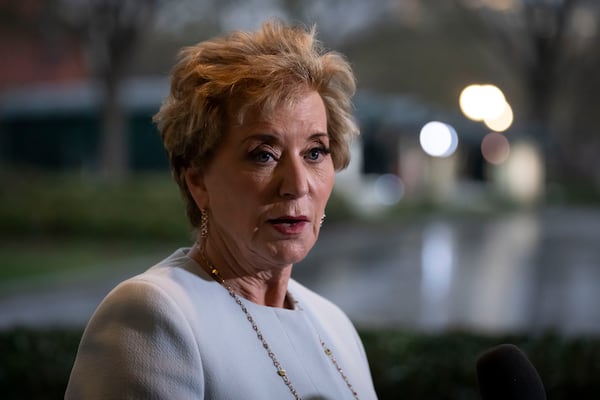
99 72 128 180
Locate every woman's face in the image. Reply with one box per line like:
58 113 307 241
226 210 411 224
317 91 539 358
187 90 335 270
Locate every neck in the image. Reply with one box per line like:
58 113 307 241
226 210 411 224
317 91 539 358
189 242 293 309
230 273 292 308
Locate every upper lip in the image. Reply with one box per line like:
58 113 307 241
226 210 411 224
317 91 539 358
268 215 309 223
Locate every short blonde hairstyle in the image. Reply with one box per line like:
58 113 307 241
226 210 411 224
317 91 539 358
153 19 358 227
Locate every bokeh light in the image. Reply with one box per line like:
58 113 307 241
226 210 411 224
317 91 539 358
503 142 545 205
420 222 454 329
373 174 405 205
459 84 508 121
484 101 513 132
481 132 510 164
419 121 459 158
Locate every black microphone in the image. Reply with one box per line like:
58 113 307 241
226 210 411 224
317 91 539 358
476 343 546 400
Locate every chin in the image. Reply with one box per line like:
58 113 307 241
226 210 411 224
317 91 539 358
267 242 314 266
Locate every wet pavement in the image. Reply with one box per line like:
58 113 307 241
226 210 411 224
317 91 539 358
296 206 600 336
1 206 600 336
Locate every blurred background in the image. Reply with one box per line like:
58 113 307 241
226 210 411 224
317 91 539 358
1 0 600 397
2 0 600 334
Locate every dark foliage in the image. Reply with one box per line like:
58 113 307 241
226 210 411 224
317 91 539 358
360 330 600 400
2 328 600 399
0 328 82 400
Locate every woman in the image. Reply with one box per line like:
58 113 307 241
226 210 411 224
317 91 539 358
66 20 377 399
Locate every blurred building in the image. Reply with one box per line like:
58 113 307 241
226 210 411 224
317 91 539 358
0 78 169 171
0 0 87 89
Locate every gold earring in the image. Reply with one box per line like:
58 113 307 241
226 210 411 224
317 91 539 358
200 209 208 238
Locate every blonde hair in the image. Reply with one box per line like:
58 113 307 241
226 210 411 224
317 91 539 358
153 19 358 227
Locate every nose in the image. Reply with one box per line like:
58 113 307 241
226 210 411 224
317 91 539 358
278 155 309 198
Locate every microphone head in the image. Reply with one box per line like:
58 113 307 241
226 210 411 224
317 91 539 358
476 343 546 400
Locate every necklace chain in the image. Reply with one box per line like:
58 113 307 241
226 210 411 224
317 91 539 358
197 245 359 400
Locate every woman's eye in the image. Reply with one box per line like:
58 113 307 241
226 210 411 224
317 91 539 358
250 149 276 163
306 147 330 161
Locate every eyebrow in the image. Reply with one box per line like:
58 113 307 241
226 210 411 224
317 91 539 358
242 133 278 144
241 132 329 144
309 132 330 141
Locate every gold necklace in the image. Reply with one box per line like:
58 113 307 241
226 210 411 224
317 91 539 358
197 246 360 400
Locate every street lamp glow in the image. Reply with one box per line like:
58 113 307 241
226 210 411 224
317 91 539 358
419 121 459 158
484 102 514 132
459 84 507 121
459 85 486 121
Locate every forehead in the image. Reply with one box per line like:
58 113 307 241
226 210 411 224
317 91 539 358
233 91 327 129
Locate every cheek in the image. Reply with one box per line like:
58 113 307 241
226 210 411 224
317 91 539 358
208 171 268 212
314 166 336 203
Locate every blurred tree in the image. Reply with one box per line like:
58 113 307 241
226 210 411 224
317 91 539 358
59 0 163 180
0 0 86 88
335 1 516 114
453 0 600 186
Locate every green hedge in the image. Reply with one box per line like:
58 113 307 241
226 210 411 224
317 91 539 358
2 171 598 243
361 330 600 399
0 329 82 399
0 172 190 241
0 171 358 241
2 328 600 399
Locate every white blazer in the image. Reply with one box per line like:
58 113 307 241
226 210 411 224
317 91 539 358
65 249 378 399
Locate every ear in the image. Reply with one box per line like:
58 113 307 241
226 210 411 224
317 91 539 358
184 167 210 210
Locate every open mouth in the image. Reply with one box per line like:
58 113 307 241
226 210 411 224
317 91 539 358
267 216 310 234
268 217 309 225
